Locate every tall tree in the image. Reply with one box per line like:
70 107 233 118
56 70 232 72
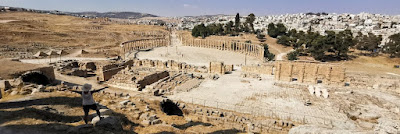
263 44 275 61
309 35 328 60
267 23 278 38
225 21 234 35
234 13 241 32
276 23 287 36
355 32 382 54
334 29 354 58
383 33 400 57
246 13 256 33
191 23 208 38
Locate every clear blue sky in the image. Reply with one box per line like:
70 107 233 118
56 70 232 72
1 0 399 16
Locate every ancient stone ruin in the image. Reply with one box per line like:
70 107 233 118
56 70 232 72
177 32 265 60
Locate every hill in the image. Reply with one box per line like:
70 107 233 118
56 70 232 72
0 6 157 19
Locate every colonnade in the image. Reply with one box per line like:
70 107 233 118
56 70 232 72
120 31 171 59
132 31 170 38
176 33 265 60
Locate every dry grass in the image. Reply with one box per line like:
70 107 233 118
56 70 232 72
0 12 166 58
338 55 400 75
0 59 46 79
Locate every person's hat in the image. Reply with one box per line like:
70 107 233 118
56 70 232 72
82 83 92 92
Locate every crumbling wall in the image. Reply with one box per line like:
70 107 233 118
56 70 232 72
209 62 224 74
12 66 55 83
208 62 234 74
224 64 234 73
79 62 96 71
97 62 129 82
131 59 208 73
275 61 346 85
136 71 169 90
242 64 274 75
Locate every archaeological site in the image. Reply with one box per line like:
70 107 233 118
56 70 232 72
1 3 400 134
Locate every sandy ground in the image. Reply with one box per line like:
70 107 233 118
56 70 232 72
168 68 347 125
135 32 262 66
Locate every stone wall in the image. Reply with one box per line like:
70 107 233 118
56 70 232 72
176 32 265 60
11 66 56 83
136 71 169 89
209 62 234 74
132 59 208 74
97 61 131 82
274 61 346 85
242 64 274 75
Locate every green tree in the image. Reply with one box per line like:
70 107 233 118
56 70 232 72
276 23 287 36
267 23 287 38
267 23 278 38
263 44 275 61
192 23 208 38
235 13 241 32
333 29 354 58
355 32 382 55
246 13 256 33
309 35 328 60
287 51 299 61
277 35 291 46
225 21 234 35
383 33 400 57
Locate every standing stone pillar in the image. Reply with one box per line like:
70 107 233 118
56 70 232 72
313 65 319 84
288 64 294 82
299 64 305 83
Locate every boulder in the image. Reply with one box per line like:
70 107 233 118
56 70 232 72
151 119 162 125
67 124 94 134
0 80 11 90
99 109 112 116
139 113 149 120
31 88 40 94
93 116 122 131
119 100 131 106
10 90 18 96
141 120 151 126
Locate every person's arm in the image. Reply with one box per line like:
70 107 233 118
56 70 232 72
91 87 109 93
68 89 82 94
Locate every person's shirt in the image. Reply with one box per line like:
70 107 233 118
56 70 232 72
81 91 96 105
70 88 104 105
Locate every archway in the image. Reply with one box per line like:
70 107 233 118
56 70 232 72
160 99 183 116
21 71 50 85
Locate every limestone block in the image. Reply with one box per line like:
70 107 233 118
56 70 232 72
93 116 122 130
308 85 315 95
